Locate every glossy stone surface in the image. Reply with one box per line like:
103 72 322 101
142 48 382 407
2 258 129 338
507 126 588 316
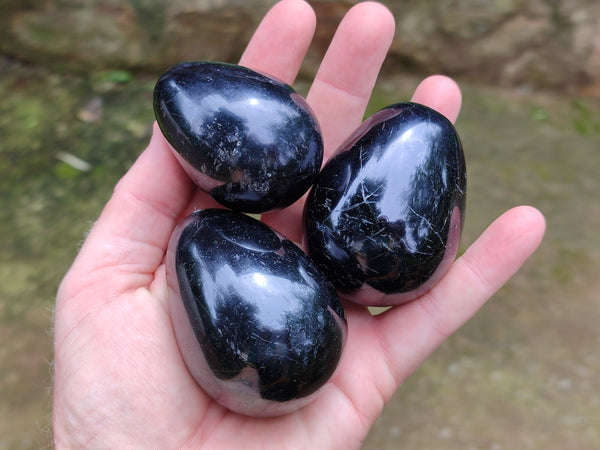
304 102 466 306
154 61 323 213
167 209 346 417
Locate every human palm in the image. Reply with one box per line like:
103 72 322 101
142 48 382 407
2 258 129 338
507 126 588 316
53 1 545 448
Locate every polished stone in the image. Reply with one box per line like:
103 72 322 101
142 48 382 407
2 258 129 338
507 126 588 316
154 61 323 213
304 102 466 306
167 209 346 417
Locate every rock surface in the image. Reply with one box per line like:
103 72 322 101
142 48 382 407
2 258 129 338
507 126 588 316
1 0 600 91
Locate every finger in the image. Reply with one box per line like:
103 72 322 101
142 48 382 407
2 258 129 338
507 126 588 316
411 75 462 123
63 0 317 291
239 0 316 84
58 124 195 301
378 206 546 386
306 1 396 157
263 2 395 241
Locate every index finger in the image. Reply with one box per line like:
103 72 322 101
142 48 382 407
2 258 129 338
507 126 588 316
239 0 316 84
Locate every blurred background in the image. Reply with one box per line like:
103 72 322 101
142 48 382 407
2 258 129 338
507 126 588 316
1 0 599 448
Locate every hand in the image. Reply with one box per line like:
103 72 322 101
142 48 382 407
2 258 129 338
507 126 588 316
53 1 546 448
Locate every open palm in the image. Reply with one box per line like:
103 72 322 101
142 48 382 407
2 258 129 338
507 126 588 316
53 1 545 448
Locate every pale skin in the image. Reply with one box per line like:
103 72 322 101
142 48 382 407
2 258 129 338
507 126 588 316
53 1 546 448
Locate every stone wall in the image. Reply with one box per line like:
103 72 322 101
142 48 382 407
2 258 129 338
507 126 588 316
385 0 600 91
2 0 600 91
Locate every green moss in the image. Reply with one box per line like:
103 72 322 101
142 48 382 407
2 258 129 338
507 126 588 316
93 69 135 85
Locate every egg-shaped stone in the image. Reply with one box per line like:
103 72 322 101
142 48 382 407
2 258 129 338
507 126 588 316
304 102 466 306
154 61 323 213
167 209 346 417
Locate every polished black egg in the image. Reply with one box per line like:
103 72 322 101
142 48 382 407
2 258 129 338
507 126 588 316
154 61 323 213
166 209 346 417
304 102 466 306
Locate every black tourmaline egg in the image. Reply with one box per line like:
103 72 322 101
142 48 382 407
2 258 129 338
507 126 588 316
167 209 346 417
304 102 466 306
154 61 323 213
